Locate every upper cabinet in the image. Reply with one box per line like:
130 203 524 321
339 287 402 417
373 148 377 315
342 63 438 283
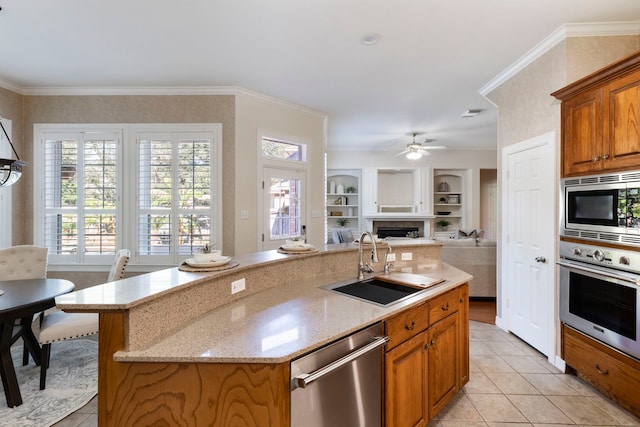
553 51 640 177
361 167 430 216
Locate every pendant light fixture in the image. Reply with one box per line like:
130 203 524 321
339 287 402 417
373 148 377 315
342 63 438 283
0 119 26 187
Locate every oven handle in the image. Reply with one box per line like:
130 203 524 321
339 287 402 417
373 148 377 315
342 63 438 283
556 259 640 285
293 335 389 389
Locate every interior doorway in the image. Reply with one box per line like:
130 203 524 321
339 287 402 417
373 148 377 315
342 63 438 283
501 132 556 359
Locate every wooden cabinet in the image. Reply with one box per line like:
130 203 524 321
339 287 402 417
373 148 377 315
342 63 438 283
384 284 469 426
385 331 430 427
553 51 640 177
562 324 640 416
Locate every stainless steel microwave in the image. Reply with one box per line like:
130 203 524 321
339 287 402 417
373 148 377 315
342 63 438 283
561 171 640 246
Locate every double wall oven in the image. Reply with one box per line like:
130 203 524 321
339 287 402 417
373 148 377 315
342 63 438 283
559 170 640 361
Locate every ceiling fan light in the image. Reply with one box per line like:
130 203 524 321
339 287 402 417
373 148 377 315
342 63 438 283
406 151 422 160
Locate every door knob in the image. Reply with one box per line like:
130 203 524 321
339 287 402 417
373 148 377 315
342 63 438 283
535 256 546 263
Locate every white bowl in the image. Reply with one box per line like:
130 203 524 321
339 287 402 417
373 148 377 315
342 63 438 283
285 239 306 248
193 250 222 263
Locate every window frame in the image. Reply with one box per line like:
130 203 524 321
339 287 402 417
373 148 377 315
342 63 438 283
33 123 222 271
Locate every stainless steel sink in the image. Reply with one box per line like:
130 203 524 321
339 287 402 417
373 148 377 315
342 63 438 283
323 278 424 307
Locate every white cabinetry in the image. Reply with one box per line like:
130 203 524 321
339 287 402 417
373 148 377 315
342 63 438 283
326 170 361 242
362 167 431 215
432 170 468 239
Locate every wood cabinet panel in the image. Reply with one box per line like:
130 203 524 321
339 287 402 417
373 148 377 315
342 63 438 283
427 313 459 417
458 284 470 387
385 301 429 350
428 288 459 325
385 333 429 427
554 51 640 177
605 71 640 170
563 325 640 416
561 89 603 176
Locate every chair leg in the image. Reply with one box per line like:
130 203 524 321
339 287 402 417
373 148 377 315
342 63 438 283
22 343 29 366
39 343 51 390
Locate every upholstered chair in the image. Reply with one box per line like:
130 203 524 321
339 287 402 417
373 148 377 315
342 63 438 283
0 245 49 364
37 249 130 389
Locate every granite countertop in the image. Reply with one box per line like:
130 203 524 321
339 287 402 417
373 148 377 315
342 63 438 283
112 262 470 364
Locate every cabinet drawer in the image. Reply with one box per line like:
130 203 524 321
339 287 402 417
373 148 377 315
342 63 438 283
563 325 640 416
385 302 429 350
428 289 459 325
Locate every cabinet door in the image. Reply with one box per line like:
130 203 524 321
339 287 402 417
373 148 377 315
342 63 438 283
361 167 378 215
427 313 459 418
385 332 429 427
604 70 640 172
458 284 470 387
561 88 603 176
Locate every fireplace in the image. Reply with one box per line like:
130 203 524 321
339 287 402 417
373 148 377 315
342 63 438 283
373 221 425 238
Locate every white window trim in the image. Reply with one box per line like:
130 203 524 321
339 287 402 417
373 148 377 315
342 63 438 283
33 123 222 272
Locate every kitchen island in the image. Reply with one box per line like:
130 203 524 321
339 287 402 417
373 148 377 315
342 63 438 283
57 240 471 426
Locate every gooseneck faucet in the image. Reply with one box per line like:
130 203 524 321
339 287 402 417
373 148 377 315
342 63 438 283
357 231 379 280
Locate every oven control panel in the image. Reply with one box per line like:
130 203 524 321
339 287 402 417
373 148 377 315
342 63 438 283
559 241 640 274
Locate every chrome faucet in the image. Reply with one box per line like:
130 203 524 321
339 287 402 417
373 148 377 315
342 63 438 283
384 245 393 273
357 231 379 280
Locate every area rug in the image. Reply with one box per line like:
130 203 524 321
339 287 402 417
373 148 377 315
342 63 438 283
0 339 98 427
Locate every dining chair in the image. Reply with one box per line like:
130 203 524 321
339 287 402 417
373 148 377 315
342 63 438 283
0 245 49 365
37 249 130 389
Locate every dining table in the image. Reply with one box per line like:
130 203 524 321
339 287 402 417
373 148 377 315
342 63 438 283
0 278 75 407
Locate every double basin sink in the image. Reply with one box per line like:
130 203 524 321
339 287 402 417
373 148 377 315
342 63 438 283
323 277 429 307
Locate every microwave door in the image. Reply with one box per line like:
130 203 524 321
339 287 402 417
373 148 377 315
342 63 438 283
564 183 626 234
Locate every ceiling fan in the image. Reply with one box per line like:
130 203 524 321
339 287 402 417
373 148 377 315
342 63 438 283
398 132 446 160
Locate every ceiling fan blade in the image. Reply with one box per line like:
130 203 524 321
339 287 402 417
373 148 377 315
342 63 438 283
395 149 410 156
421 145 446 150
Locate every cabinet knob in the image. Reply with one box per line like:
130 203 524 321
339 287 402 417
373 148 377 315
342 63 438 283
405 320 415 331
595 364 609 375
441 302 450 311
593 156 600 162
602 154 609 160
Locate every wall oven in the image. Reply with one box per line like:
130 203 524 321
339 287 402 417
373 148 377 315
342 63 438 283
561 170 640 246
558 241 640 360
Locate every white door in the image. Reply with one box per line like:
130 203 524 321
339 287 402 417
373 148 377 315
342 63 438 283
502 132 555 358
262 168 305 250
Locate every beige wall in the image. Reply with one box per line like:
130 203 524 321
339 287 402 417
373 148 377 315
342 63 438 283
0 87 26 244
485 36 639 330
235 93 327 255
0 90 326 285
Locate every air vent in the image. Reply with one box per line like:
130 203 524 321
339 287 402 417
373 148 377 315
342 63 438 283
622 172 640 181
598 174 620 183
598 233 619 242
580 231 598 239
563 230 580 237
580 177 598 184
621 235 640 245
563 178 580 185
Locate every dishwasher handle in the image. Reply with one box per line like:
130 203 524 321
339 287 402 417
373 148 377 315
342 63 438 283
294 335 389 389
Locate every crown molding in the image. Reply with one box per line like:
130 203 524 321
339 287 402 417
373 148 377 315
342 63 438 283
1 83 327 119
479 20 640 96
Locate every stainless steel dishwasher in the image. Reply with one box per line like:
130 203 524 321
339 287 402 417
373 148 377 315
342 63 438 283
290 323 388 427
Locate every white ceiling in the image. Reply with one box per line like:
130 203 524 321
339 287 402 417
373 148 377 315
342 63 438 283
1 0 639 153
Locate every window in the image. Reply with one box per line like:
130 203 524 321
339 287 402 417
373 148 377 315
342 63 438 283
261 137 306 161
136 131 216 262
34 124 221 267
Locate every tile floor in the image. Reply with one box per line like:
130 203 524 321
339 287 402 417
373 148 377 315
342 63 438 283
54 320 640 426
430 321 640 427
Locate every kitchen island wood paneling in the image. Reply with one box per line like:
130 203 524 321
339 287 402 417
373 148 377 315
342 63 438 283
57 241 471 426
